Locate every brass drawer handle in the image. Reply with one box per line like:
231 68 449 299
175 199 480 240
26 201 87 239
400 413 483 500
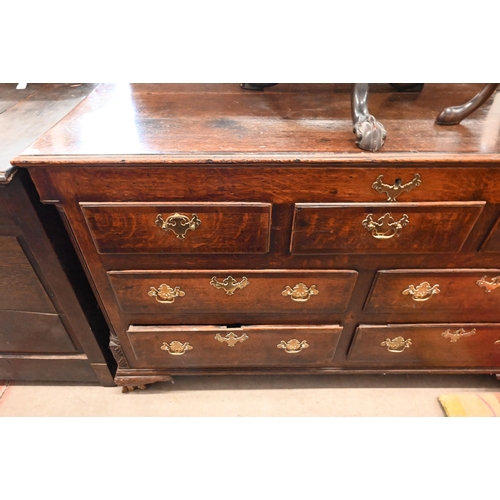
277 339 309 353
155 212 201 239
282 283 319 302
148 284 185 304
402 282 440 302
476 276 500 293
214 332 249 347
495 340 500 345
160 341 193 355
210 275 250 295
362 213 409 239
372 173 421 201
381 336 412 353
441 328 476 343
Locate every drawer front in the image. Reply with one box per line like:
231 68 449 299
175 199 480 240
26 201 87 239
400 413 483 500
108 270 358 320
126 324 343 368
81 202 272 254
0 310 77 353
348 324 500 367
365 269 500 315
291 202 485 254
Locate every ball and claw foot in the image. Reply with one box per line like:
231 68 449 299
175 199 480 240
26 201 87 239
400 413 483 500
353 115 387 152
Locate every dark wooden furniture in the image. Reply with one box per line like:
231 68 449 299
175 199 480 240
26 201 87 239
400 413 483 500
12 83 500 391
1 84 115 385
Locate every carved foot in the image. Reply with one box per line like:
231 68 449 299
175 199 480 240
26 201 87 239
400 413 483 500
122 385 147 393
116 374 174 393
353 115 387 152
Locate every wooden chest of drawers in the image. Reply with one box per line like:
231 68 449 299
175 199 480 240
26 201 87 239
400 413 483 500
13 83 500 390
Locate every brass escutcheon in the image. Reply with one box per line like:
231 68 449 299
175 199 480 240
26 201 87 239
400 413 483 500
210 276 250 295
476 276 500 293
402 282 440 302
495 340 500 345
441 328 476 343
214 332 249 347
372 173 422 202
381 336 412 353
155 213 201 239
148 284 185 304
282 283 319 302
160 341 193 355
362 213 409 239
277 339 309 354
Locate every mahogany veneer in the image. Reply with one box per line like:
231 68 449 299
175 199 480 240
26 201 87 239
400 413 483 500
12 83 500 390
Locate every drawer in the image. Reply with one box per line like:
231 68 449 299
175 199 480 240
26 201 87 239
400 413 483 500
81 202 272 254
291 202 485 254
365 269 500 315
126 324 343 368
108 270 358 321
348 324 500 367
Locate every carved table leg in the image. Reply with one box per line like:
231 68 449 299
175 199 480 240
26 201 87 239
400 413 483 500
352 83 387 152
436 83 499 125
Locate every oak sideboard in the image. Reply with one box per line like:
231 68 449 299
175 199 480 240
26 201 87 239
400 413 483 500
13 83 500 391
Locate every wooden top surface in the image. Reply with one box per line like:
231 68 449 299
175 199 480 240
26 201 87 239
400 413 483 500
11 83 500 167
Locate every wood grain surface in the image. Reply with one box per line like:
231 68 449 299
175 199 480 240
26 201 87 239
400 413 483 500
348 323 500 367
107 269 358 322
364 269 500 315
126 324 343 368
81 202 272 254
12 83 500 164
291 202 485 254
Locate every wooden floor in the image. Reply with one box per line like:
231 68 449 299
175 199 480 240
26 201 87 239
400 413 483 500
0 83 97 179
